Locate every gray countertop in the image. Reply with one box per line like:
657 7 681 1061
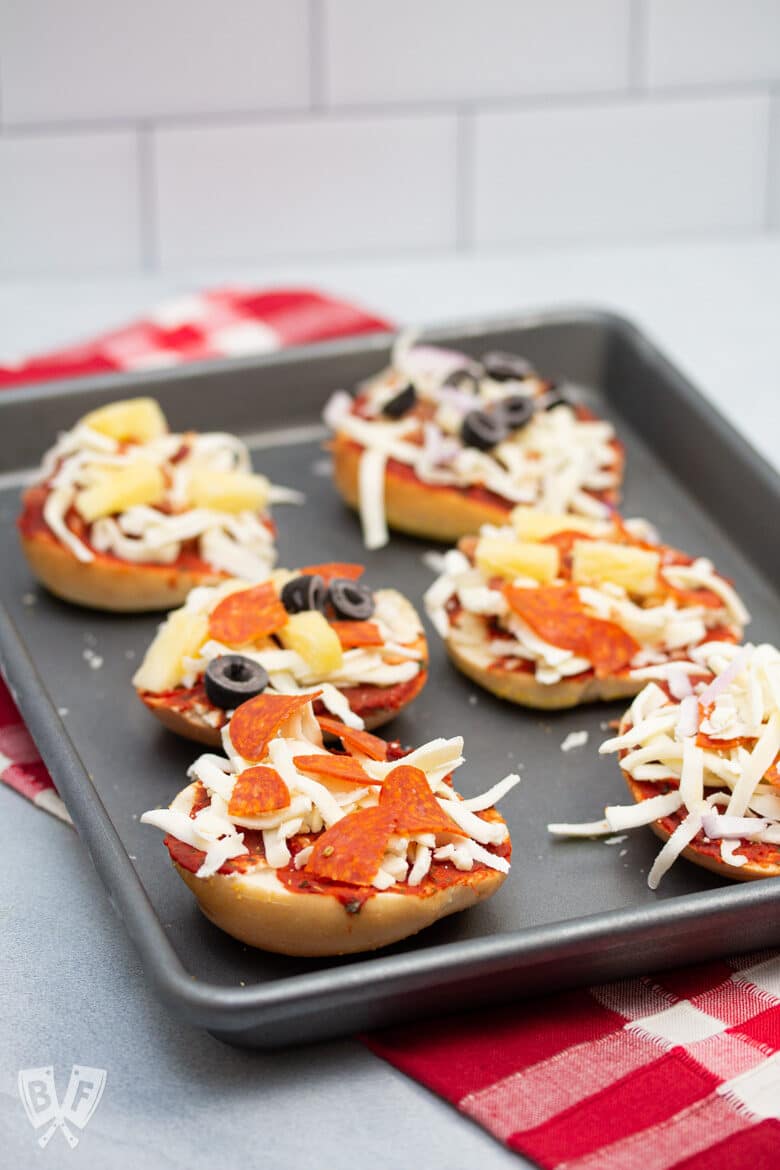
2 234 778 1168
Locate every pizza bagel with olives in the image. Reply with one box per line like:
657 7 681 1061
134 562 428 744
324 338 624 548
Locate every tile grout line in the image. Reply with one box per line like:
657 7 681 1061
136 123 159 273
0 81 774 138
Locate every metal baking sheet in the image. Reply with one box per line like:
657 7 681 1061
1 310 778 1049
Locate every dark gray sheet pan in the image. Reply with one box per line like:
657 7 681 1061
1 309 778 1048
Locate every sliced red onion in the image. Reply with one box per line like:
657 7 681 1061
701 810 769 839
401 345 471 383
698 645 753 707
676 694 700 739
433 384 480 413
422 422 459 467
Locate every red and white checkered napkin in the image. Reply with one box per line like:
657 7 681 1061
367 954 780 1167
3 287 778 1167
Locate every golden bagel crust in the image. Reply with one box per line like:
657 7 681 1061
332 435 511 543
619 714 780 882
446 639 642 711
140 691 414 746
167 785 507 956
20 530 224 612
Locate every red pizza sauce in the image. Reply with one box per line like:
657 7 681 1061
18 482 274 574
165 788 509 909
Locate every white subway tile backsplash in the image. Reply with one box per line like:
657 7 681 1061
473 94 769 246
0 0 310 124
323 0 631 105
154 114 458 265
0 131 141 276
645 0 780 89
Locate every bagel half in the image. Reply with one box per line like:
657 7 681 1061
139 667 429 745
333 435 514 543
622 772 780 882
169 785 506 955
135 584 429 743
20 528 224 612
446 639 641 711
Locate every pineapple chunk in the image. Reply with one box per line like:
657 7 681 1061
510 507 608 541
132 609 209 693
80 398 167 443
476 536 560 583
571 540 660 597
278 611 343 676
187 469 270 514
75 461 165 522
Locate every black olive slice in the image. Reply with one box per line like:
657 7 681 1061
382 383 417 418
460 409 508 451
543 387 574 411
442 365 482 394
499 395 535 432
482 351 534 382
281 574 327 614
328 578 375 621
205 655 269 709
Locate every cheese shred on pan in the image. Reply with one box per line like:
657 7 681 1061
548 642 780 887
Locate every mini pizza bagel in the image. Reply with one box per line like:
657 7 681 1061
425 510 748 710
134 565 429 743
18 396 300 611
324 338 624 548
141 691 519 955
549 642 780 886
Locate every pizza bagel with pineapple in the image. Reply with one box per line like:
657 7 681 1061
324 337 624 548
141 690 519 955
18 397 301 611
425 507 748 710
134 562 428 744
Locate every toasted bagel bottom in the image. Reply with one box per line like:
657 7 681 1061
446 639 641 710
332 435 511 542
20 531 223 612
168 786 507 955
140 690 419 746
619 716 780 882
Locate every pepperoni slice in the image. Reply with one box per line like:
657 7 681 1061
229 691 321 761
292 754 379 787
228 765 290 817
316 715 388 761
379 764 466 837
329 620 384 649
208 582 288 646
305 806 395 886
298 562 364 583
504 583 639 678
